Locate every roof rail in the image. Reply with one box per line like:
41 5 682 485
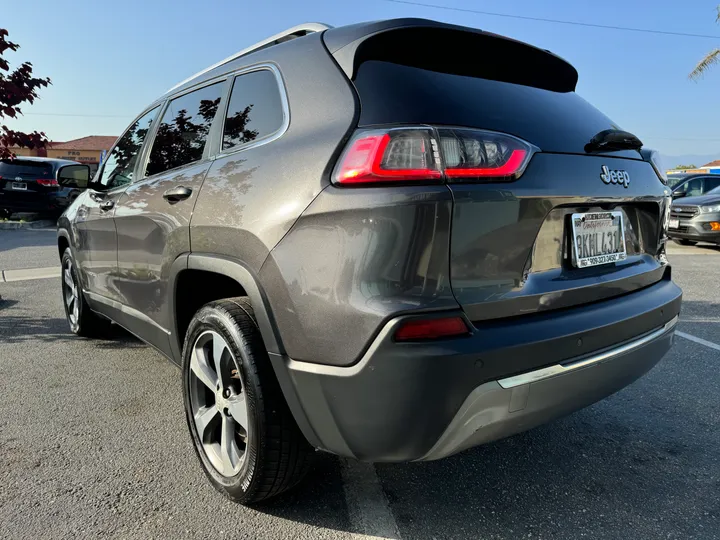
167 23 333 93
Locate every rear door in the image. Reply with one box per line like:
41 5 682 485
74 106 161 303
343 26 669 322
112 80 226 353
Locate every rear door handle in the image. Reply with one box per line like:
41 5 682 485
100 200 115 211
163 186 192 203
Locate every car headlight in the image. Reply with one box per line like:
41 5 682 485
700 204 720 213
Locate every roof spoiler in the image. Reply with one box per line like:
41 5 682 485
167 22 333 93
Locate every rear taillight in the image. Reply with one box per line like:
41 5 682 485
335 129 442 184
334 127 535 185
36 179 59 187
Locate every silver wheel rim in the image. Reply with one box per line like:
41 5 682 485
189 330 249 477
62 260 79 325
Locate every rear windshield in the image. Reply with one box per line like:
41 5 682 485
353 60 623 156
0 160 54 179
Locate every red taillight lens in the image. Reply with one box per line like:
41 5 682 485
335 129 442 184
394 316 469 341
334 127 534 186
36 178 59 186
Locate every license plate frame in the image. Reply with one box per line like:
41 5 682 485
11 182 27 191
668 218 680 230
571 211 627 268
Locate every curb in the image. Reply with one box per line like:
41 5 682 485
0 220 56 230
0 266 61 283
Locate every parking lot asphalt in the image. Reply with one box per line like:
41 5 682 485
0 233 718 539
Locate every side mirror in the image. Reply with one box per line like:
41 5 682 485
58 164 91 189
673 190 686 199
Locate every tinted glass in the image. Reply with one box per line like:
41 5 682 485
703 177 720 192
222 70 284 150
98 107 159 189
146 83 223 176
708 185 720 195
0 160 53 179
354 60 621 155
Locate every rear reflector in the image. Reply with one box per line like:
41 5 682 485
334 126 534 185
394 316 469 341
36 179 59 186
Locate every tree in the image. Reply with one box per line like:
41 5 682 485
0 28 51 159
673 164 697 169
689 6 720 80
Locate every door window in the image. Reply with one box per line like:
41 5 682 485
684 178 703 197
222 70 285 151
702 177 720 193
145 83 223 177
97 107 160 189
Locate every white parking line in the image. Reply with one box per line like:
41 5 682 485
341 459 402 540
676 331 720 352
1 267 60 283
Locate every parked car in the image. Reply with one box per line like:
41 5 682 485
667 173 720 198
56 19 682 504
0 156 90 219
668 185 720 245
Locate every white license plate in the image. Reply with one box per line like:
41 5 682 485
669 218 680 230
571 211 627 268
11 182 27 190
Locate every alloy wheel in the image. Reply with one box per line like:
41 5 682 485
188 330 249 477
62 260 79 326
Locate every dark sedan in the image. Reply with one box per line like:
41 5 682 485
668 185 720 245
0 156 90 219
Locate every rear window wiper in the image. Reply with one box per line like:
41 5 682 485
585 129 643 153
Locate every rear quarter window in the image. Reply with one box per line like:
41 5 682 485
222 69 285 151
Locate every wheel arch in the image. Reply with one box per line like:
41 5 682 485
170 253 284 363
170 253 322 449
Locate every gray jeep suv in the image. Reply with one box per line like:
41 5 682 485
57 19 682 504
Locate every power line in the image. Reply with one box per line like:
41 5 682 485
23 112 130 118
384 0 720 39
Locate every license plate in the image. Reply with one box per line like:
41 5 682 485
571 211 627 268
11 182 27 190
669 218 680 230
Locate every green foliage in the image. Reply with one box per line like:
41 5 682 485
689 6 720 80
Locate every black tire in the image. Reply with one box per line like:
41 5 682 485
673 239 697 246
61 248 113 337
182 297 312 504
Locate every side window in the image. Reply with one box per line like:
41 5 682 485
97 107 159 189
145 83 223 177
684 178 703 197
703 177 720 193
222 70 285 151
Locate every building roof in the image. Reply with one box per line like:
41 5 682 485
52 136 117 151
700 160 720 168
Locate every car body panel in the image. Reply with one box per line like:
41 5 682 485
113 160 212 351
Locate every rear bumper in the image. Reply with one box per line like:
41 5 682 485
274 274 681 462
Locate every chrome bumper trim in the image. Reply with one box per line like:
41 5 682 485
497 315 679 389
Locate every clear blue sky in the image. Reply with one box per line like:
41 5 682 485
4 0 720 158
